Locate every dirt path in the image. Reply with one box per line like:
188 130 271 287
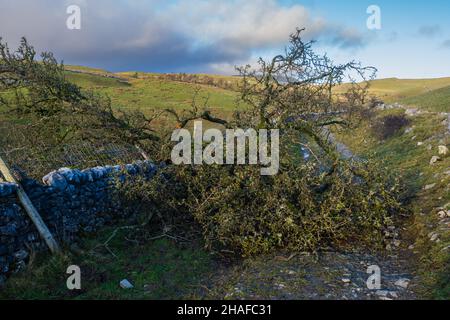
204 248 418 300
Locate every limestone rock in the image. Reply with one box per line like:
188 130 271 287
394 278 410 289
424 183 436 190
120 279 134 289
375 290 389 297
14 250 28 261
0 182 18 197
429 232 439 242
438 145 448 156
430 156 441 165
405 109 418 116
42 172 68 191
438 211 447 219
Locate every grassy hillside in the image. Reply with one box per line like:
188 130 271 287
367 77 450 102
399 85 450 113
65 65 112 75
64 67 244 119
65 72 129 88
334 109 450 298
336 77 450 112
67 66 450 115
99 77 242 114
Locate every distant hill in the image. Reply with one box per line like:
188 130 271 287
65 71 130 88
63 66 243 120
336 77 450 112
63 66 449 114
367 77 450 101
64 65 130 88
65 65 111 75
398 84 450 113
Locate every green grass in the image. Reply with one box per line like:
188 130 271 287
368 77 450 101
68 70 450 117
62 68 245 120
0 226 214 300
399 85 450 112
64 72 129 89
336 77 450 103
97 77 243 116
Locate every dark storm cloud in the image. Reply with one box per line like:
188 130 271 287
0 0 369 73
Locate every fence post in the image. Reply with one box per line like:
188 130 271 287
0 155 61 254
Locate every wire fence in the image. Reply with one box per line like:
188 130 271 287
0 121 145 180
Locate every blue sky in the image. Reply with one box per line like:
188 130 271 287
0 0 449 79
296 0 450 78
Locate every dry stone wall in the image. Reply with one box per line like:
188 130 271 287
0 160 158 285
